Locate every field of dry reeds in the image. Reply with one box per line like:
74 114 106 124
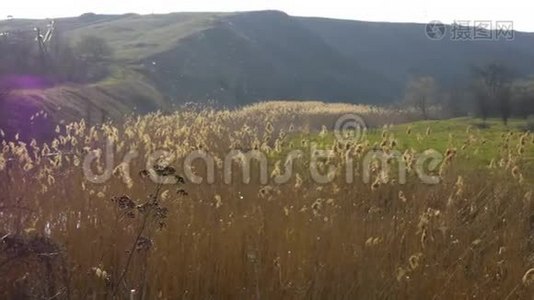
1 101 533 299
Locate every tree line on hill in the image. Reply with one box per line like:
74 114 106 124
0 21 113 129
402 63 534 126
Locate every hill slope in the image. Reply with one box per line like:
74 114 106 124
142 11 397 105
298 17 534 88
2 10 534 129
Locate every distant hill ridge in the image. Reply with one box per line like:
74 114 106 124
1 10 534 123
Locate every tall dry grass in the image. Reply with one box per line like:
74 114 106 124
0 101 533 299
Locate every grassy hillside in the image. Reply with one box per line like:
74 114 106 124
2 11 534 128
143 11 397 105
66 12 223 61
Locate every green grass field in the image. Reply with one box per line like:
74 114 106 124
294 117 534 179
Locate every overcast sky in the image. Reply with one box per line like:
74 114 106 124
2 0 533 32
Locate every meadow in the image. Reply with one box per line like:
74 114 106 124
1 101 533 299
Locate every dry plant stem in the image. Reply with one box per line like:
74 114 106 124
113 183 162 296
503 284 520 300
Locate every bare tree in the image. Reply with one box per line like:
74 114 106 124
472 63 513 125
403 76 439 119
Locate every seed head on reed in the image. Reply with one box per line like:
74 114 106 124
160 190 170 201
511 166 521 178
312 198 323 216
283 206 290 216
92 267 110 282
294 173 303 189
371 177 381 191
409 253 422 270
214 194 223 208
398 190 407 203
444 148 456 160
0 155 5 171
